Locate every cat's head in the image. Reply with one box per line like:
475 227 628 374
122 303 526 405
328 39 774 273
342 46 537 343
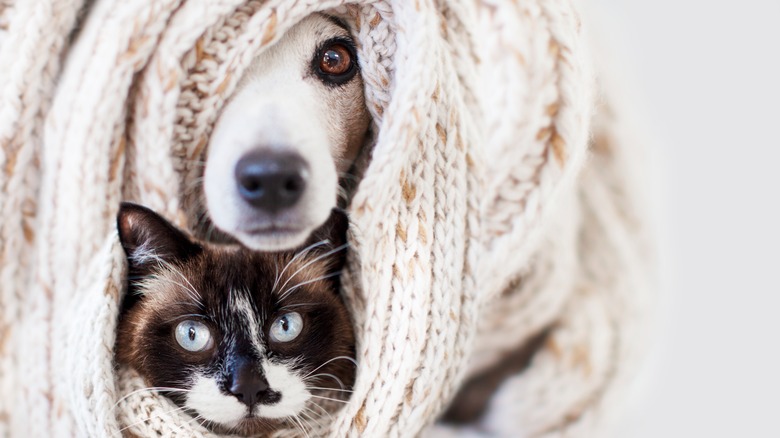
115 202 355 434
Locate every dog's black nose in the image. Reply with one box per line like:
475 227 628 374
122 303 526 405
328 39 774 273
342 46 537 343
235 151 308 212
228 358 279 407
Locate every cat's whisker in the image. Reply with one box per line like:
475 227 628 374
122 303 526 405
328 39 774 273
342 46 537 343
303 355 358 378
184 413 206 427
273 239 330 292
142 256 203 306
309 394 350 404
290 414 311 438
117 404 189 434
300 408 324 433
279 302 317 311
303 373 346 391
165 302 206 308
277 243 349 294
306 386 354 393
300 408 321 424
306 402 333 422
152 275 202 306
279 271 342 301
273 261 280 293
112 387 192 409
184 413 216 435
171 410 210 435
291 419 305 438
161 313 208 324
161 262 203 305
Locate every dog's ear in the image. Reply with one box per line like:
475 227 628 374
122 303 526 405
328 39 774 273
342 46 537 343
117 202 201 276
304 208 350 273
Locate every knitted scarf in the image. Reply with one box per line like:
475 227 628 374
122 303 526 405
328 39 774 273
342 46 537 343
0 0 652 436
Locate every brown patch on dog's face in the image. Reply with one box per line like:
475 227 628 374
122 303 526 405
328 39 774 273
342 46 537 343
205 13 371 251
304 14 370 172
236 13 370 173
115 203 355 433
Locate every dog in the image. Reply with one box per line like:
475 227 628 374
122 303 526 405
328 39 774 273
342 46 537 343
204 13 371 251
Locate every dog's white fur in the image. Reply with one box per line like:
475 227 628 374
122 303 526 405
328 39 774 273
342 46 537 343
205 14 369 251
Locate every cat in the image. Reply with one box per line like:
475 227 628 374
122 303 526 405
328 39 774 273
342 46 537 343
115 202 355 435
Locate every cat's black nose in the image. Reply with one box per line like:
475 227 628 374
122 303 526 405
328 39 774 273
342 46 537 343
235 150 308 213
228 359 279 408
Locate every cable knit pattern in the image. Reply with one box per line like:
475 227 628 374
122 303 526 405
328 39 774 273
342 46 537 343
0 0 652 436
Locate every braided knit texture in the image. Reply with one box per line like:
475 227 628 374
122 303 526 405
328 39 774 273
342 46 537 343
0 0 653 437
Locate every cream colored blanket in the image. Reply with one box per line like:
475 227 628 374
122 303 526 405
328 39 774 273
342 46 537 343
0 0 652 436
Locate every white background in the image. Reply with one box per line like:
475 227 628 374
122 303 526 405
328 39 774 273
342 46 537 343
588 1 780 437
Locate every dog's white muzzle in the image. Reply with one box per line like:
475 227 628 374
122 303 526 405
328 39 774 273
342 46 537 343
205 80 337 251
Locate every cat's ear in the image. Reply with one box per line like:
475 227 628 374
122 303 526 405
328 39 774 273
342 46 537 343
305 208 349 271
117 202 201 275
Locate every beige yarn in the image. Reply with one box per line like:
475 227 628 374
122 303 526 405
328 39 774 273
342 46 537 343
0 0 652 437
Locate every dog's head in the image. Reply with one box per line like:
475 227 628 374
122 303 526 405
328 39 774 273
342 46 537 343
205 14 370 251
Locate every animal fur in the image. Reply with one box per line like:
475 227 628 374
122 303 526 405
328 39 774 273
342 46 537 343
116 203 355 435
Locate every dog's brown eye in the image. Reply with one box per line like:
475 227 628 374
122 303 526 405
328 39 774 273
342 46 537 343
319 44 352 76
313 38 358 86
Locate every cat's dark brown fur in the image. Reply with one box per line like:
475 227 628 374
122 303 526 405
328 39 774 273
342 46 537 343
115 203 355 435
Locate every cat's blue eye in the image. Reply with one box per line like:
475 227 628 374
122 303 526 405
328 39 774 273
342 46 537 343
175 320 213 352
269 312 303 343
